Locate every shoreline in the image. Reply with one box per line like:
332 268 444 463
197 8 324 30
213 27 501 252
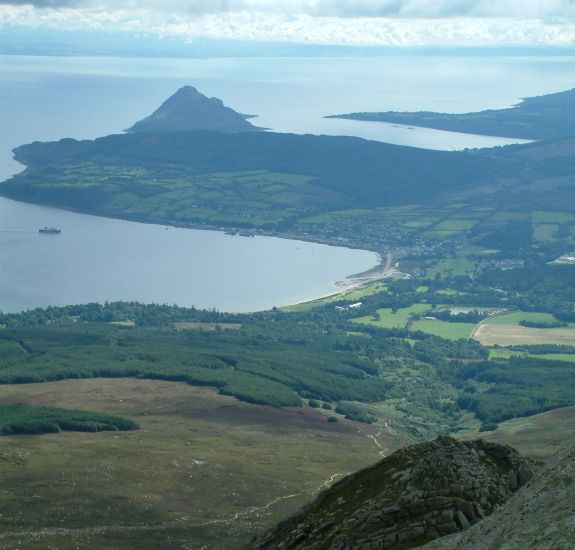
285 251 402 309
0 193 380 254
0 195 384 314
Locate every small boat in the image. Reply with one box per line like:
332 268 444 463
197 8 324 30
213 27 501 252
38 227 61 234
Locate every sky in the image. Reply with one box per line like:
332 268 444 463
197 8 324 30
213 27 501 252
1 0 574 46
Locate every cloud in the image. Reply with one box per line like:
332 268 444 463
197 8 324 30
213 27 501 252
0 0 80 6
2 0 575 19
1 1 574 46
306 0 575 19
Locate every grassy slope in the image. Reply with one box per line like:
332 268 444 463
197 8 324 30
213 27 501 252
460 405 575 460
0 378 392 550
0 131 513 234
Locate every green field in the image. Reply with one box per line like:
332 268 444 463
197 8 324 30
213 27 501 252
351 303 431 329
6 162 322 229
411 319 476 340
426 258 474 278
533 224 558 242
489 211 529 222
485 311 560 326
532 211 574 224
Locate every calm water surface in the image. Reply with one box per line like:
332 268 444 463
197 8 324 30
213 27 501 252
0 198 376 313
0 54 574 312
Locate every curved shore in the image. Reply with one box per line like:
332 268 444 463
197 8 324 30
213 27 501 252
0 196 378 314
284 251 411 310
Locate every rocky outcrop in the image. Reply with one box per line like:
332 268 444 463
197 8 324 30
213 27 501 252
421 441 575 549
248 436 536 550
125 86 262 134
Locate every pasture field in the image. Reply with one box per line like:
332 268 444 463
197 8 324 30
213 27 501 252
351 303 431 329
425 258 474 278
474 325 575 346
297 203 512 248
532 211 574 224
17 163 326 229
0 379 390 550
533 224 558 242
484 311 561 326
488 210 530 222
410 320 476 340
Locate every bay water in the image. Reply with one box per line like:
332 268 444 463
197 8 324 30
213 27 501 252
1 54 573 312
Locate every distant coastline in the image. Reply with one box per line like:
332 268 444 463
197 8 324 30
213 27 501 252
326 87 575 141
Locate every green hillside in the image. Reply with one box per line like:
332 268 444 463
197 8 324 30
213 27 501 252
0 131 514 232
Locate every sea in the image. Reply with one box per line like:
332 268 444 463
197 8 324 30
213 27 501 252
0 53 574 312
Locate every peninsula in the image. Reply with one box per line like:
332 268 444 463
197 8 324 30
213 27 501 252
327 87 575 140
